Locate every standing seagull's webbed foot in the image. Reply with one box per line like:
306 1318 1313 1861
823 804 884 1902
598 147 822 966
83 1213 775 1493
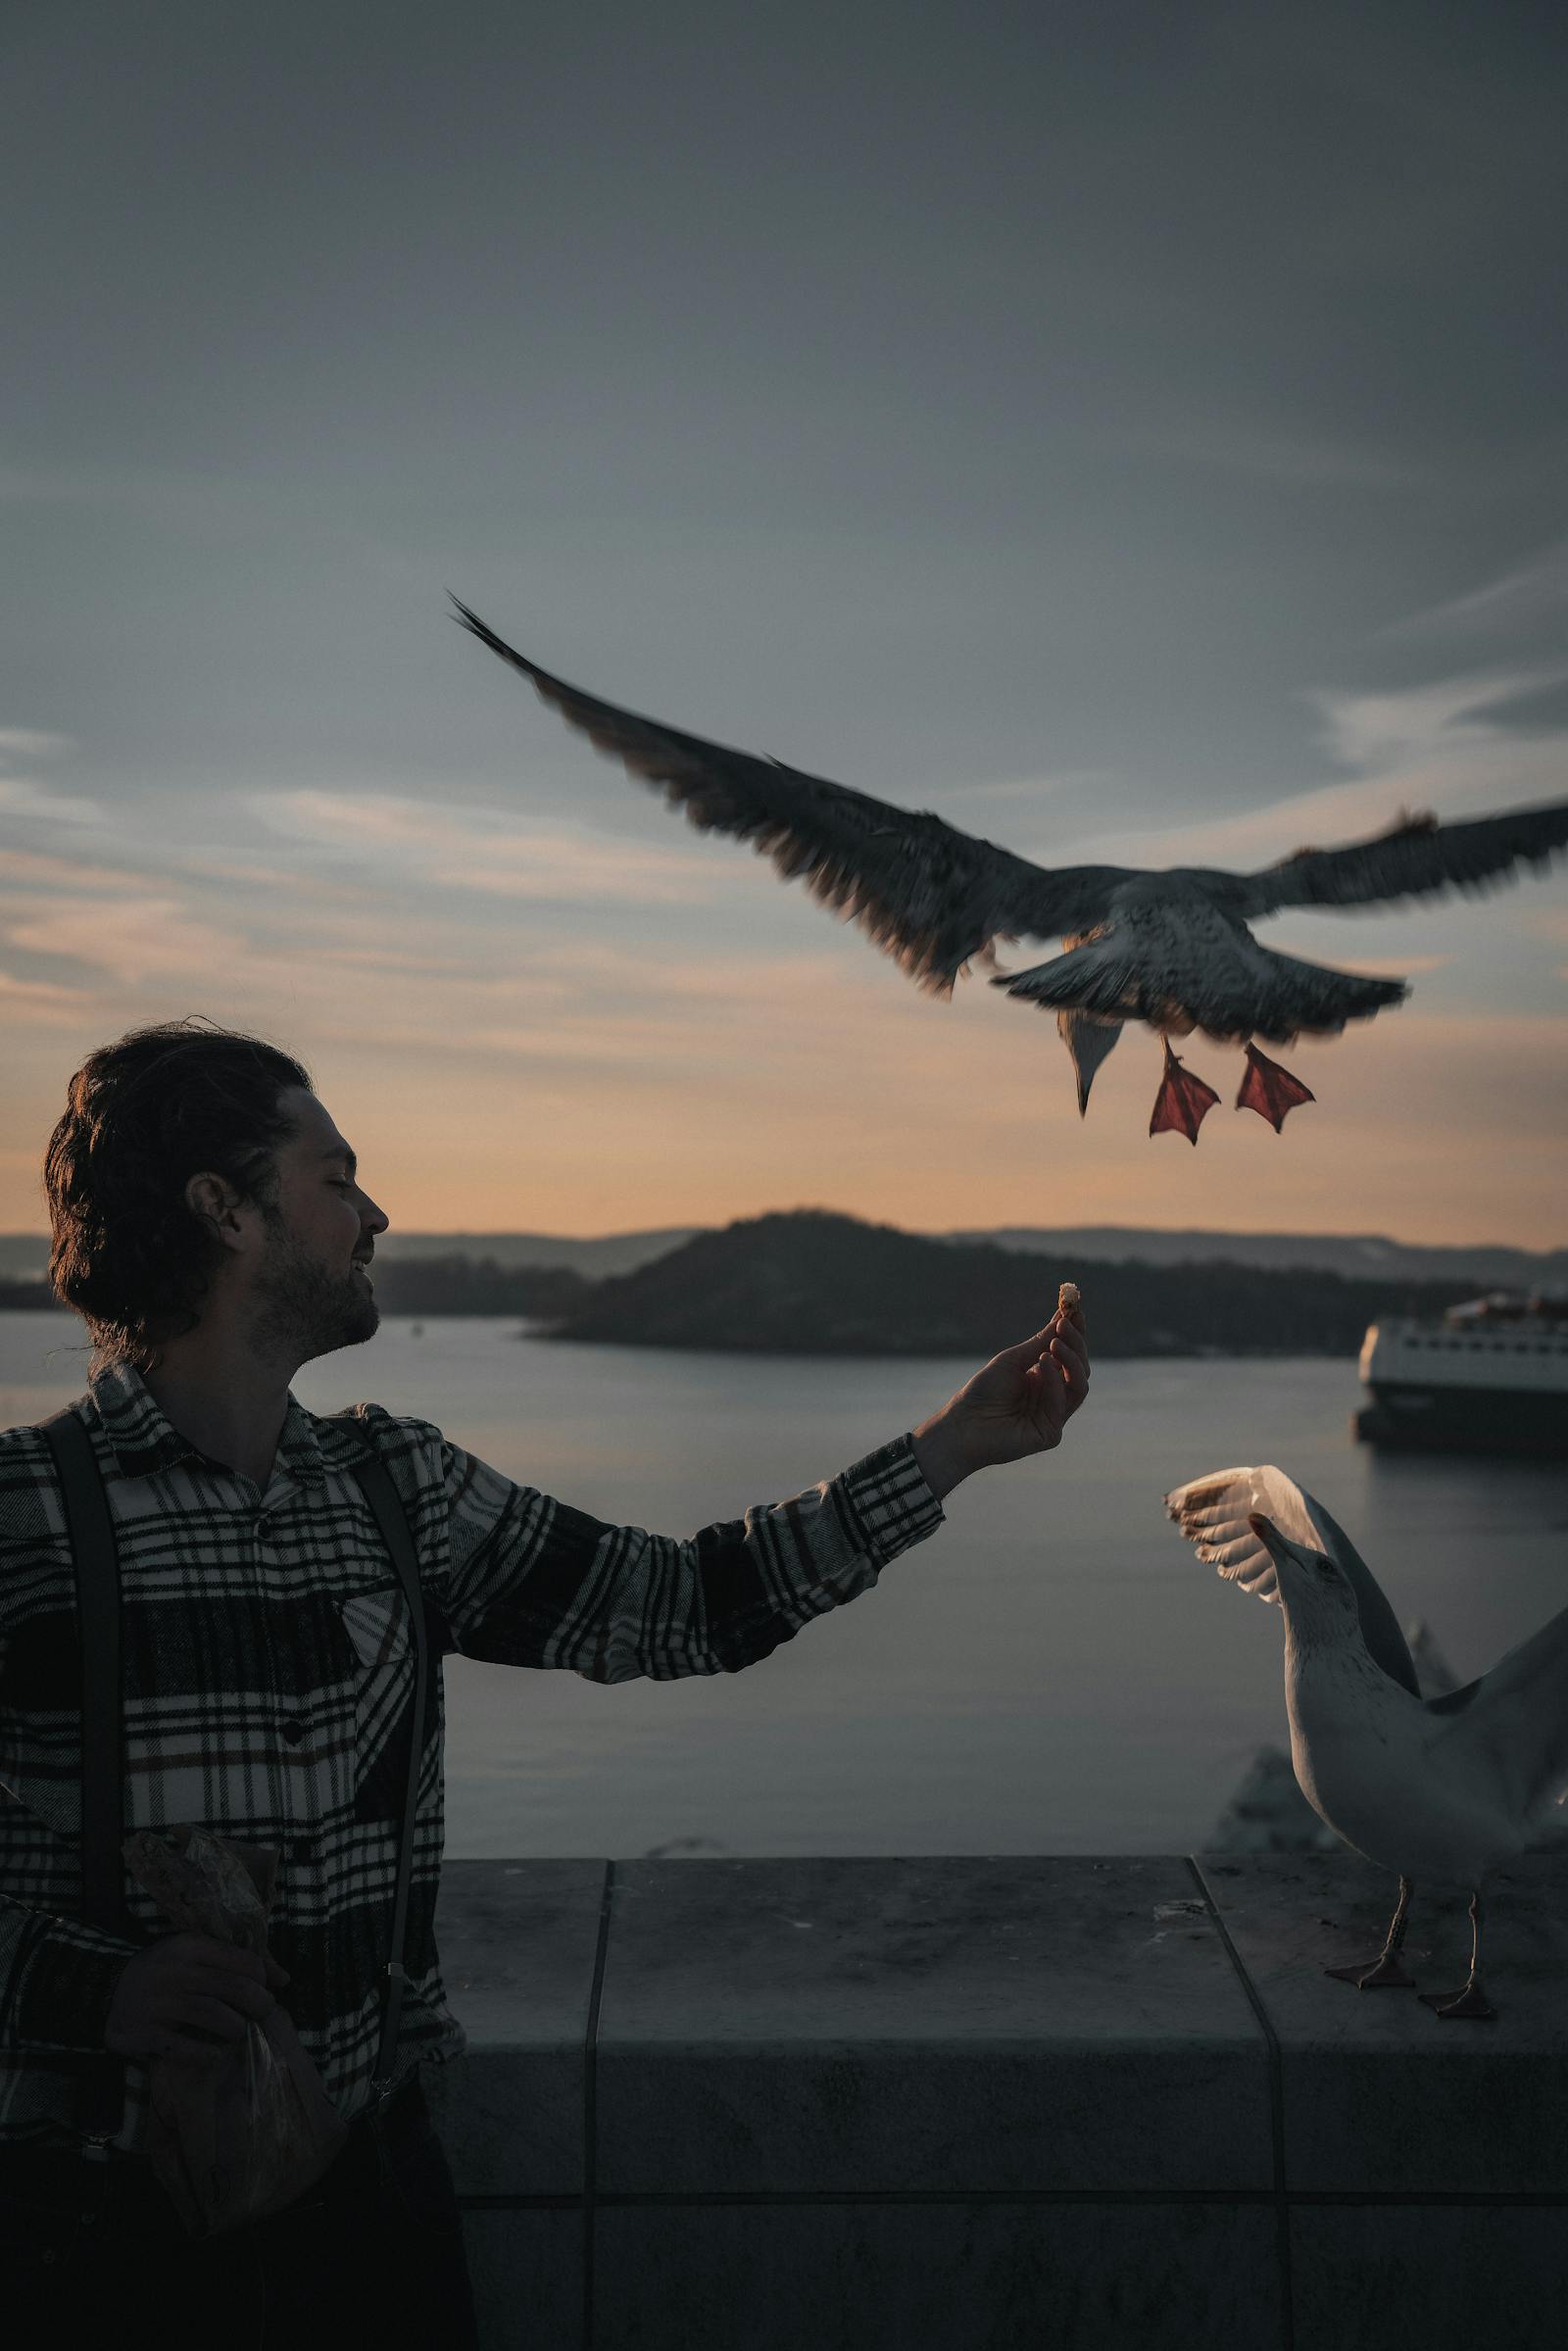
1419 1891 1497 2021
1326 1874 1417 1990
1235 1042 1316 1132
1150 1039 1220 1144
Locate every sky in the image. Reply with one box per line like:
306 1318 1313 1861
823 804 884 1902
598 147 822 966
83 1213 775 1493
3 0 1566 1245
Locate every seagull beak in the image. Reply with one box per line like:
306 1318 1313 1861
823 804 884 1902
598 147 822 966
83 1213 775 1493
1248 1512 1286 1559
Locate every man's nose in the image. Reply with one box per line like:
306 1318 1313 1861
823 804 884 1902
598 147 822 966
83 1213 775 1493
362 1197 390 1235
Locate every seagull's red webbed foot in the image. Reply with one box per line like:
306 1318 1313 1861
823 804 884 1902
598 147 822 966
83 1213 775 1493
1236 1042 1315 1132
1150 1039 1220 1144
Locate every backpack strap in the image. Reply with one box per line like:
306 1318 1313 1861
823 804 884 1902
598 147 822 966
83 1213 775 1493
338 1432 431 2098
39 1405 129 2144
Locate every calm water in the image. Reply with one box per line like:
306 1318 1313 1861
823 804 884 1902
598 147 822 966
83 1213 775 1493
4 1313 1565 1857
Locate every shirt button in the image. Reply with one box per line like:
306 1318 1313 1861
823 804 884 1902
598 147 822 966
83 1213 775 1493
281 1717 307 1746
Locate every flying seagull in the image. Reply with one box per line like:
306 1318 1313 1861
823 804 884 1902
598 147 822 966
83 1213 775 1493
452 601 1568 1142
1165 1463 1568 2018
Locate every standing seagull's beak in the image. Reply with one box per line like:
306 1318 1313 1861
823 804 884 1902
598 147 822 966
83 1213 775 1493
1150 1038 1220 1144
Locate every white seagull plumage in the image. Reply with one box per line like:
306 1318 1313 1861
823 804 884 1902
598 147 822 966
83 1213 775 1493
1165 1463 1568 2017
452 597 1568 1144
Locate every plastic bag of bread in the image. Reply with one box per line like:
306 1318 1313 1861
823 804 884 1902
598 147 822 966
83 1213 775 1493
122 1825 348 2236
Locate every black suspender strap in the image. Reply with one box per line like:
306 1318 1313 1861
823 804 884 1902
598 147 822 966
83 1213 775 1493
38 1403 428 2118
40 1405 129 2143
345 1444 431 2096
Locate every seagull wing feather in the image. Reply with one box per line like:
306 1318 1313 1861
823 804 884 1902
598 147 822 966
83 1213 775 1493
1428 1601 1568 1820
1165 1464 1420 1694
452 600 1129 993
1240 799 1568 920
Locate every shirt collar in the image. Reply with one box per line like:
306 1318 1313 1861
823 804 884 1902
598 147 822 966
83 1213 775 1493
88 1360 327 1488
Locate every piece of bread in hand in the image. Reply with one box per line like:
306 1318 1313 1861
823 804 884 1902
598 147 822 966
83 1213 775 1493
1056 1280 1083 1329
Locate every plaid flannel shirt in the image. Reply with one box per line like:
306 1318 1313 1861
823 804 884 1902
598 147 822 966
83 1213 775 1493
0 1361 943 2149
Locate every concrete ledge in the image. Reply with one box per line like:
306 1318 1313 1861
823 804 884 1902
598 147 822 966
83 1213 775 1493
426 1852 1568 2350
596 1856 1269 2194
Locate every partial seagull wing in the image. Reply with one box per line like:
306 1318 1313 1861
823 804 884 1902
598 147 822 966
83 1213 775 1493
1428 1601 1568 1821
1240 800 1568 920
1165 1464 1420 1695
452 600 1128 993
996 899 1406 1043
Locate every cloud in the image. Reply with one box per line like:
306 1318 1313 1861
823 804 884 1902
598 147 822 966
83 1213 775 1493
255 789 725 906
1310 667 1568 773
1385 540 1568 644
0 729 74 760
1058 658 1568 880
0 894 240 985
0 777 107 828
0 845 153 894
0 968 100 1025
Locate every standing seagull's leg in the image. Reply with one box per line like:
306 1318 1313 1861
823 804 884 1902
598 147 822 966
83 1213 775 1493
1325 1875 1417 1989
1235 1041 1316 1132
1419 1891 1497 2021
1149 1039 1221 1144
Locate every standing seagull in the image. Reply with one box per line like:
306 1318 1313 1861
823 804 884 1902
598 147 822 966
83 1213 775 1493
1165 1464 1568 2017
453 601 1568 1142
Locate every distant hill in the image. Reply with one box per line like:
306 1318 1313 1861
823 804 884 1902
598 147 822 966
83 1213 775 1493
2 1212 1561 1309
371 1228 703 1276
0 1227 699 1285
541 1209 1482 1359
942 1226 1568 1289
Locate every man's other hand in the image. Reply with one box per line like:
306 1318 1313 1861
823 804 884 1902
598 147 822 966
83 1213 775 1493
911 1303 1091 1498
105 1932 288 2066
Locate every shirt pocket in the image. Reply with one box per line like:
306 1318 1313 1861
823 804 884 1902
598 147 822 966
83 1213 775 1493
338 1588 416 1821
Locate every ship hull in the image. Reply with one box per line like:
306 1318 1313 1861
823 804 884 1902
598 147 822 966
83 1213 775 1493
1355 1383 1568 1458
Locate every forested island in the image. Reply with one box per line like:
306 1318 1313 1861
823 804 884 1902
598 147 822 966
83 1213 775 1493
0 1210 1510 1356
539 1210 1479 1357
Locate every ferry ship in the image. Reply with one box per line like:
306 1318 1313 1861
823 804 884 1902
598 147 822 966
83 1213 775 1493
1355 1293 1568 1458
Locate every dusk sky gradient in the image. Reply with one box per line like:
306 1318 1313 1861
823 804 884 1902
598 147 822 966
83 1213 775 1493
3 1 1566 1244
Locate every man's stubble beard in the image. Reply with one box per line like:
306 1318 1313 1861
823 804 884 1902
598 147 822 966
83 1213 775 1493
251 1213 379 1365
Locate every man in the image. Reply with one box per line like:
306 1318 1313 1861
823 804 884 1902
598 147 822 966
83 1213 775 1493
0 1020 1091 2343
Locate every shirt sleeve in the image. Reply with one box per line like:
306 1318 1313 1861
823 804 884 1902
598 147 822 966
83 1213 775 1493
438 1433 945 1683
1 1898 140 2058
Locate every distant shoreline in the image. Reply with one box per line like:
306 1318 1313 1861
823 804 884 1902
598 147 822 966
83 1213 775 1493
2 1205 1517 1360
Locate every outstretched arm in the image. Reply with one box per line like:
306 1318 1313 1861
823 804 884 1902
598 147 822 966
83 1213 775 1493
433 1305 1092 1683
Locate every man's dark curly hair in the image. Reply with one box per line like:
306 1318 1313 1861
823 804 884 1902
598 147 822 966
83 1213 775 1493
44 1020 313 1369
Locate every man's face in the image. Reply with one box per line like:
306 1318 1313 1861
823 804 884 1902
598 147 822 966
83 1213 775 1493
248 1088 389 1365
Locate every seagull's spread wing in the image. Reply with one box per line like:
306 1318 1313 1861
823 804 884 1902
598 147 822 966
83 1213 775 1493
1428 1601 1568 1822
997 900 1406 1042
1240 800 1568 921
453 601 1128 992
1165 1465 1420 1695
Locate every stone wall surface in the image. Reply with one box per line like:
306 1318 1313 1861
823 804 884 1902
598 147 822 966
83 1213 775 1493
421 1853 1568 2351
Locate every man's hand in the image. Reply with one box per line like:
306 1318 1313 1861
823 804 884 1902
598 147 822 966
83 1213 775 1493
105 1932 288 2067
911 1304 1091 1500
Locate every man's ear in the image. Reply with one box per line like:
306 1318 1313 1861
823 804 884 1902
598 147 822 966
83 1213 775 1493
185 1171 247 1252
